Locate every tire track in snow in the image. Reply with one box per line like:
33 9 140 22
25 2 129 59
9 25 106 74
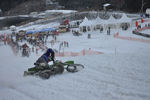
8 85 41 100
80 54 150 99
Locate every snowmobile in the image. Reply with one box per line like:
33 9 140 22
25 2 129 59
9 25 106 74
24 60 84 79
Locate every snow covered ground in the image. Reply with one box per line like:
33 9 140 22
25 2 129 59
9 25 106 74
0 16 150 100
142 29 150 35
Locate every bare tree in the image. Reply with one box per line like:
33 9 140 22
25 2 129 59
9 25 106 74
140 0 147 13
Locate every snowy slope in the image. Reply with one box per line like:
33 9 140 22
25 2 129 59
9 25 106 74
0 17 150 100
0 29 150 100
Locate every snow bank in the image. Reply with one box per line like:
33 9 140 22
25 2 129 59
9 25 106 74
45 10 77 14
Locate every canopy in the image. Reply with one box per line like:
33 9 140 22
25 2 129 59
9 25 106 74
93 16 107 26
79 17 92 27
39 28 56 32
106 15 118 24
26 28 56 34
26 30 37 34
118 13 132 23
80 16 108 27
79 14 132 31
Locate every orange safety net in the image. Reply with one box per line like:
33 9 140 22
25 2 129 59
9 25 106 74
114 33 150 43
55 49 103 57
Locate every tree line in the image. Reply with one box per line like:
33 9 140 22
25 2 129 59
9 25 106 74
56 0 150 12
0 0 150 15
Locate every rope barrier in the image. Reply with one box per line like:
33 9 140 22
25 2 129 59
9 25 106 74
114 32 150 43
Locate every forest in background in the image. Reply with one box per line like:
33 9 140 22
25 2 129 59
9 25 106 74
0 0 150 16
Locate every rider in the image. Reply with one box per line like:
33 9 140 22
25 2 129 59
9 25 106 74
22 43 29 56
35 48 55 69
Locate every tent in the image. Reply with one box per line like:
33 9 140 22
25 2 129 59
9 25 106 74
107 15 118 24
91 16 106 30
79 16 108 32
79 17 90 27
92 15 119 30
26 30 38 34
39 28 56 33
118 13 132 23
79 17 93 32
79 13 132 33
117 13 132 29
26 28 56 34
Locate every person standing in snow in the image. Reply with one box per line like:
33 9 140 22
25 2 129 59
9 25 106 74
100 27 103 33
22 43 29 57
36 47 39 54
34 48 55 69
32 46 34 52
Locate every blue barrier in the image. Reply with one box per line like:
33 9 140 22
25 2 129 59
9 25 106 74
26 28 56 34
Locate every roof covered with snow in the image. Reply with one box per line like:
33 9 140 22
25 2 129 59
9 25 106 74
79 13 132 27
118 13 132 23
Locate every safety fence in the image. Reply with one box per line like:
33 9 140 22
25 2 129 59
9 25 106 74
114 32 150 43
38 41 104 57
2 35 104 57
132 26 150 38
134 26 150 32
55 49 104 57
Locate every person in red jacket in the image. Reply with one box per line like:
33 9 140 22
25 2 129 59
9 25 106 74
136 21 138 27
